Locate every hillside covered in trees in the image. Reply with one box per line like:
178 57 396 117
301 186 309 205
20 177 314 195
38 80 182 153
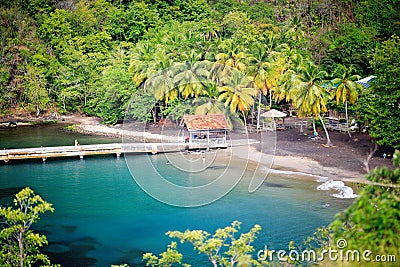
1 0 399 148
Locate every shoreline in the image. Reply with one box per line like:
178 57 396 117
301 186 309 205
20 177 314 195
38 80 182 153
0 114 375 185
231 146 368 184
63 115 369 185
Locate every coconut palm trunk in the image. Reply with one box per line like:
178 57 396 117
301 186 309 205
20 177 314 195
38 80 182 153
242 110 248 134
251 102 255 125
256 91 262 131
345 100 351 138
318 114 333 146
312 119 316 135
269 91 272 107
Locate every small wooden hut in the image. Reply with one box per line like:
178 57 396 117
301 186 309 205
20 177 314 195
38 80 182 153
180 114 229 149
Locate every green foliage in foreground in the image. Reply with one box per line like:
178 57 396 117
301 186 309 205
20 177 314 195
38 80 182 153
132 221 267 267
329 150 400 261
112 221 268 267
0 187 59 267
306 150 400 266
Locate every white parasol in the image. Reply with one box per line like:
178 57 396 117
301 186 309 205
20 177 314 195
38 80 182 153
260 109 287 118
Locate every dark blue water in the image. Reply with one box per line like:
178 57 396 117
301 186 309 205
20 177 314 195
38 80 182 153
0 124 353 266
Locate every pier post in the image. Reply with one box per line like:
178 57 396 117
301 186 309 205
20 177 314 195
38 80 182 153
116 153 121 158
80 155 84 160
151 144 158 154
41 147 46 162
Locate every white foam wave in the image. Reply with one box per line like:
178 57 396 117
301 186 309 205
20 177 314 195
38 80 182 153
260 167 357 199
317 180 358 199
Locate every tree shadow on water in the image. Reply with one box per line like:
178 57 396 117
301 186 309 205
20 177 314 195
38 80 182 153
0 187 25 203
43 236 98 267
113 248 147 267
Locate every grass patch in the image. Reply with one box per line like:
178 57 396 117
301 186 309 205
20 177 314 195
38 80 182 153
64 124 79 132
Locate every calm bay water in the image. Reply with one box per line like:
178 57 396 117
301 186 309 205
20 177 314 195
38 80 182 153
0 123 119 149
0 124 353 266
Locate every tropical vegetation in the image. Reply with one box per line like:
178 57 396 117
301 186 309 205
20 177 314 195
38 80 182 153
1 2 399 266
0 187 58 267
1 0 399 149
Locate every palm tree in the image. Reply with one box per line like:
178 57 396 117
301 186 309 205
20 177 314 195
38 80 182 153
264 32 285 57
283 16 305 42
143 49 177 104
173 50 206 99
274 69 296 103
129 41 154 86
330 64 363 137
290 62 333 146
194 83 222 114
211 40 247 79
263 45 303 107
274 50 305 130
193 83 240 130
280 46 304 72
218 70 257 133
247 43 278 130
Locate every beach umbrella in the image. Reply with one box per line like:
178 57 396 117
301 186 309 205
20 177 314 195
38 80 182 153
260 109 287 131
260 109 287 118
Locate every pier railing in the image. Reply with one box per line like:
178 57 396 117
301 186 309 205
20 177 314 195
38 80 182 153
1 140 253 163
0 143 183 162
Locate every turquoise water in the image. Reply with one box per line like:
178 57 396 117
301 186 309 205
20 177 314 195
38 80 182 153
0 123 120 149
0 124 353 266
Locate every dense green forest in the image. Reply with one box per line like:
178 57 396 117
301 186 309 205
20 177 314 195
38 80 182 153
0 2 399 265
0 0 399 148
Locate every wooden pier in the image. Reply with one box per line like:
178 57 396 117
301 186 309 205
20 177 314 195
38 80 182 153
0 140 256 163
0 143 187 163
